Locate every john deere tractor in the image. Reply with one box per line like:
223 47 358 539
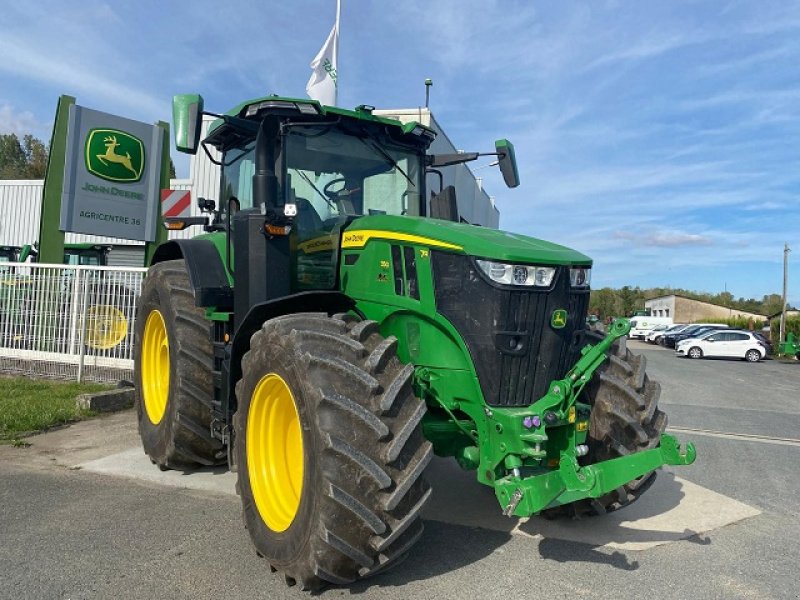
134 94 696 590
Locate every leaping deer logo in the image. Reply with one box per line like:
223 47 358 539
97 135 137 176
551 309 567 329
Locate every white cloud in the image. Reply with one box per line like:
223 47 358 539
0 104 46 136
0 36 165 119
613 230 713 248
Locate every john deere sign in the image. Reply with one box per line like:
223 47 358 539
60 106 163 242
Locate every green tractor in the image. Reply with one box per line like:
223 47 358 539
134 94 696 590
0 242 111 266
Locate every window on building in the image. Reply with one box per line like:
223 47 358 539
665 309 670 317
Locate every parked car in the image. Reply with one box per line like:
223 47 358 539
676 330 769 362
647 323 685 344
662 324 728 348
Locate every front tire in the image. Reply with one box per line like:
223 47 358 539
134 260 223 469
688 346 703 359
234 313 432 590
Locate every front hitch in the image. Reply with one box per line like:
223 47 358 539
496 433 696 517
487 318 697 517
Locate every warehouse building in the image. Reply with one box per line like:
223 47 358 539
0 109 498 266
645 294 766 323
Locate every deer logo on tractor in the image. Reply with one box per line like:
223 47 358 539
85 128 144 183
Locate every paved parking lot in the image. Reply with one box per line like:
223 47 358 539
1 341 799 599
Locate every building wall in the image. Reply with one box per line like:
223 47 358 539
373 109 500 228
646 296 676 318
645 295 765 323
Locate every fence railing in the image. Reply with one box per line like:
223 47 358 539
0 262 147 383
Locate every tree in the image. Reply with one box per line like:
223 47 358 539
0 133 27 178
169 157 176 179
590 287 618 319
762 294 784 316
23 135 48 178
0 133 49 179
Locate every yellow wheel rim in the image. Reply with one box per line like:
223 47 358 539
141 309 169 425
247 373 304 532
85 304 128 349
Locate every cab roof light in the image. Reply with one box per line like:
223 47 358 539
244 100 322 117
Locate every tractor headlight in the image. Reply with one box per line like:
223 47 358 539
476 260 556 287
569 267 591 288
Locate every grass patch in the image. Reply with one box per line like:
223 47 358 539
0 377 113 443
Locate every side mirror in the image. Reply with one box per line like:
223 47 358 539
173 94 204 154
495 139 520 188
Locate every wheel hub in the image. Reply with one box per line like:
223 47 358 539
247 373 304 532
141 309 169 424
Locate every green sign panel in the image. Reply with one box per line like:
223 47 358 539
60 106 163 242
84 128 145 183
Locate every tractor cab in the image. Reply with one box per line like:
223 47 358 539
62 244 111 266
0 246 22 263
169 95 519 303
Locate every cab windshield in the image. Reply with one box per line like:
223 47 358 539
285 125 423 226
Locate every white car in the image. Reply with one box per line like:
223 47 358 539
675 330 767 362
645 324 675 344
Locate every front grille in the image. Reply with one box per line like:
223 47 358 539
432 252 590 407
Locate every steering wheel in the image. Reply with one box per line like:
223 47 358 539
323 177 349 199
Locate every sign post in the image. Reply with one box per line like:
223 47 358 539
145 120 171 265
38 95 74 264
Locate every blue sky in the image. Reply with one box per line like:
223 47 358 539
1 1 798 305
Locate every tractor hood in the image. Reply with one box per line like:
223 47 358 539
345 215 592 266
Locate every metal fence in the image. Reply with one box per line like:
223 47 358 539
0 262 147 383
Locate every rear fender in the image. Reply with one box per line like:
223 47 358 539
151 240 232 309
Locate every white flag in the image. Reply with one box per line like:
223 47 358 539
306 0 340 106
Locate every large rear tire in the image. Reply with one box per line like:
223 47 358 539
134 260 224 469
234 313 432 591
544 331 667 518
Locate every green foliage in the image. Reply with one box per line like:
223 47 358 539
0 133 49 179
695 316 765 329
589 286 788 320
770 317 800 344
0 377 111 442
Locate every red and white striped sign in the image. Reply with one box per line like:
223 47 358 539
161 189 191 217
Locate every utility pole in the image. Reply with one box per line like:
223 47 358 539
780 242 790 344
